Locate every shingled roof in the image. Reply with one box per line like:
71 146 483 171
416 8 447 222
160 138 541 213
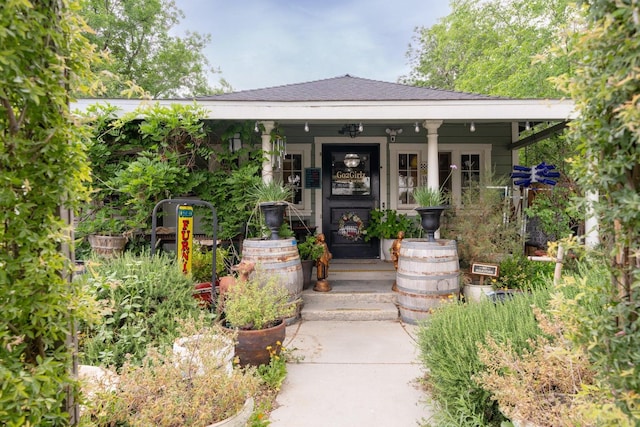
196 74 501 102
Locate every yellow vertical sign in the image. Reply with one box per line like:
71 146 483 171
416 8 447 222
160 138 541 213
178 205 194 275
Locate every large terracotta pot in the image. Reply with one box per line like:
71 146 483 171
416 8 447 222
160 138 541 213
224 320 286 367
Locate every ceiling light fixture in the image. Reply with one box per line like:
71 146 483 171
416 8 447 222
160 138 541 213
254 121 260 133
414 122 420 133
338 123 363 138
470 122 476 133
525 121 531 131
304 122 309 132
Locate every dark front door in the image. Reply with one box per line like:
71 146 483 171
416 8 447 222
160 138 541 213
322 144 380 258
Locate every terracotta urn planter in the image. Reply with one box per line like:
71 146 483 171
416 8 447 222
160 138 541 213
224 319 286 367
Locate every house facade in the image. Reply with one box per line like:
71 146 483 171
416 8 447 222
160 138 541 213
76 75 575 258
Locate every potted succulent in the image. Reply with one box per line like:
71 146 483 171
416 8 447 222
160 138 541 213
364 209 413 261
221 272 297 366
297 234 325 289
248 179 294 240
412 165 456 242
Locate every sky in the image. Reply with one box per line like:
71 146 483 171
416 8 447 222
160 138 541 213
174 0 452 91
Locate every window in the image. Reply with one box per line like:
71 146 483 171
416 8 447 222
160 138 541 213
398 153 419 205
274 145 311 215
283 153 303 204
461 154 481 191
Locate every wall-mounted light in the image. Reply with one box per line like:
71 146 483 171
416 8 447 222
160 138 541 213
414 122 420 133
304 122 309 132
470 122 476 133
228 133 242 153
338 123 363 138
385 127 403 143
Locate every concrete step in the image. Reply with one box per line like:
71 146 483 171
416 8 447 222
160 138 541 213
328 259 396 281
300 279 399 321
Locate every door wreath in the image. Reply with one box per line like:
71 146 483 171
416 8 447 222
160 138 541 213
338 212 364 241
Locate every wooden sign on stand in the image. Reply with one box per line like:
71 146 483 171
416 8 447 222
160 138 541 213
471 263 499 285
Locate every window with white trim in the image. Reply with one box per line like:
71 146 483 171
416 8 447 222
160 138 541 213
274 145 312 215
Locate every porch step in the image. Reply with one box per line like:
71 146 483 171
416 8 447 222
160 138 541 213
300 279 399 321
327 259 396 281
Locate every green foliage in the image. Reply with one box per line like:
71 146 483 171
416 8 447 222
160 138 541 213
223 274 296 330
412 186 449 207
553 260 640 421
257 342 288 390
495 255 554 291
80 0 225 98
417 291 553 426
249 179 294 204
553 1 640 417
296 235 325 261
525 184 580 244
442 175 522 267
0 0 102 424
191 243 230 283
79 251 203 368
364 209 413 241
405 0 575 98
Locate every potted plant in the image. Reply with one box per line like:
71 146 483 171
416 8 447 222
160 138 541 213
80 318 260 427
364 209 413 261
248 179 294 240
413 165 456 242
76 204 129 257
221 272 297 366
296 234 325 289
191 242 231 308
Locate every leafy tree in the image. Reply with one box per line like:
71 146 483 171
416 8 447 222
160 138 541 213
554 0 640 417
81 0 227 98
0 0 100 424
404 0 575 98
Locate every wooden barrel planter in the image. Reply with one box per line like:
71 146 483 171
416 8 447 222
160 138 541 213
241 238 303 324
88 234 127 257
396 239 460 324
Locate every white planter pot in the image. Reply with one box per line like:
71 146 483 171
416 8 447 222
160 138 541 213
463 284 494 302
380 238 394 261
173 334 234 376
207 397 254 427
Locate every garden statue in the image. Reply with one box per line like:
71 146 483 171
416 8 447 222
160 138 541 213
314 233 332 292
390 230 404 292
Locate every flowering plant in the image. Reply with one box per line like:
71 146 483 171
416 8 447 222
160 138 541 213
413 165 457 207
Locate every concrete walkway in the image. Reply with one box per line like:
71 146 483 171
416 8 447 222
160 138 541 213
269 320 435 427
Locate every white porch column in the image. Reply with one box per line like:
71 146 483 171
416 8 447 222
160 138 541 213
423 120 444 189
259 121 275 183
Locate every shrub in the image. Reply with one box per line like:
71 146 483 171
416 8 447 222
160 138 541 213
79 251 204 368
417 290 552 426
553 259 640 422
495 254 554 291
